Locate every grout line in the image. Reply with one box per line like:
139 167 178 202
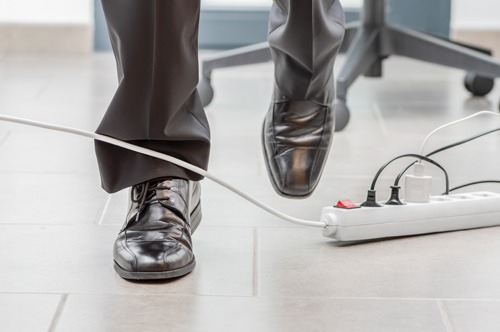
47 293 68 332
33 79 53 101
252 227 259 297
1 290 499 302
437 300 455 332
0 170 98 176
371 103 390 137
0 131 12 147
0 223 75 226
96 194 112 226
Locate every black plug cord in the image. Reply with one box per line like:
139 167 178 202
363 127 500 207
361 154 449 207
394 128 500 187
369 154 450 194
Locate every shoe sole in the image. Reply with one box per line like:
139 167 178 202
261 122 313 199
114 200 202 280
113 259 196 280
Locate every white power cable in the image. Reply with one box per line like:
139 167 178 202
0 115 326 229
420 110 500 155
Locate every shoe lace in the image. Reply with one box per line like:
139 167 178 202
131 180 173 221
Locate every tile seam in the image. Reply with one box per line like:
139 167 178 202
96 193 112 225
47 293 68 332
437 300 455 332
253 227 259 297
371 103 390 137
0 292 497 302
0 131 11 147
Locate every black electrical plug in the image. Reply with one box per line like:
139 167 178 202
360 189 382 207
385 186 405 205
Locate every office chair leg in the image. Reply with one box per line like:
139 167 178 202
198 22 359 108
339 22 360 53
389 25 500 95
198 42 272 106
455 44 495 96
464 72 494 97
335 27 382 131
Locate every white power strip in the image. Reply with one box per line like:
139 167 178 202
321 192 500 241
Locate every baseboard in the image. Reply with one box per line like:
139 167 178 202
452 29 500 58
0 24 92 54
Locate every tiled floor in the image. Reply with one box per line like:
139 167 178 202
1 52 500 332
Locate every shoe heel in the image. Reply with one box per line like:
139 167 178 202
190 201 202 234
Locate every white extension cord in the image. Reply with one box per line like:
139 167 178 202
420 110 500 155
1 110 500 241
0 115 325 228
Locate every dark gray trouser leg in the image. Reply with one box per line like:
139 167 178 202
95 0 210 193
268 0 345 104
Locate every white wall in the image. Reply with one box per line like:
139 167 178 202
0 0 92 25
0 0 498 30
452 0 500 29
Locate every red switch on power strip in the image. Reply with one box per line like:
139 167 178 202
335 200 360 209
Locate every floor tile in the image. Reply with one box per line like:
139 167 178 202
0 225 254 296
0 98 108 132
100 174 396 228
0 173 105 225
0 130 8 146
0 73 50 101
0 293 62 332
378 104 500 138
2 51 500 331
443 300 500 332
201 175 398 227
55 294 446 332
207 135 263 177
0 131 98 174
258 226 500 299
99 190 128 225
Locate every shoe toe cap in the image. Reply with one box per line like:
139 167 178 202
270 148 324 197
114 238 193 273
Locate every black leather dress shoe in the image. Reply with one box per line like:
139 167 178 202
262 99 334 198
113 178 201 280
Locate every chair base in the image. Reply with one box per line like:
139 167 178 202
199 0 500 131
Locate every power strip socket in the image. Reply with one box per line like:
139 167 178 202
321 192 500 241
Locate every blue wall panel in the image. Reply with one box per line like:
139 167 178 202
94 1 451 51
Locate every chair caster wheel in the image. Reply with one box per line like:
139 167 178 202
198 79 214 107
464 72 494 97
334 100 350 132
